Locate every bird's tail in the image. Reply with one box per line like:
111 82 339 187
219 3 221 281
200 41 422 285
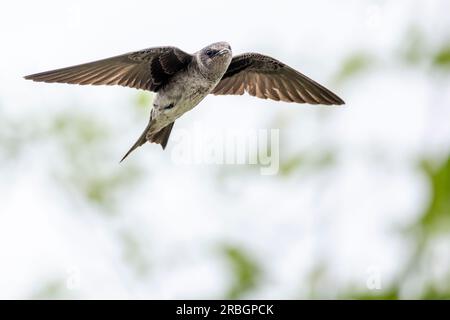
120 121 175 162
149 122 175 149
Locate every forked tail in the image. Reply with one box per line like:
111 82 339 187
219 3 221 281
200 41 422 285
120 121 175 162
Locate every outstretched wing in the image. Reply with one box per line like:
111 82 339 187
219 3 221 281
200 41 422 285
212 53 344 105
24 47 193 92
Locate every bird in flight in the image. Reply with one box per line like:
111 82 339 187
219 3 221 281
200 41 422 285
25 42 344 161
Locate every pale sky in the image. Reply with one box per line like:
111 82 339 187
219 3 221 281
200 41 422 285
0 0 449 298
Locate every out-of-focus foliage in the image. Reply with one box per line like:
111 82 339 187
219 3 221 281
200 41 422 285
120 230 151 278
222 246 260 299
279 150 335 177
0 108 45 159
432 45 450 70
330 157 450 299
401 27 427 65
1 109 143 213
419 157 450 232
273 23 450 299
334 52 374 84
51 113 138 211
1 14 449 300
399 26 450 72
30 279 70 300
134 91 154 119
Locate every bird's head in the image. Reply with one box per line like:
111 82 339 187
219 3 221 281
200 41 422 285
197 42 232 79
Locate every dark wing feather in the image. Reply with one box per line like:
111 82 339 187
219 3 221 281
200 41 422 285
212 53 344 105
24 47 193 92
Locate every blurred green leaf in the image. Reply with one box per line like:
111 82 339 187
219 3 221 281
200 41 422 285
79 167 141 210
30 279 70 299
344 288 400 300
419 156 450 231
334 53 373 84
49 111 142 213
279 154 304 176
400 26 426 65
420 283 450 299
279 151 335 176
305 263 328 299
222 246 260 299
134 91 154 117
52 112 107 137
432 45 450 69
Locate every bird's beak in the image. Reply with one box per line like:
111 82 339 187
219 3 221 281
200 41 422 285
217 48 230 56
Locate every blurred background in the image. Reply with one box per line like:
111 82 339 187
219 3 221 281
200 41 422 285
0 0 449 299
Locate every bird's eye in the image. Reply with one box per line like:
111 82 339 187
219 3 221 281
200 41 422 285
206 49 215 58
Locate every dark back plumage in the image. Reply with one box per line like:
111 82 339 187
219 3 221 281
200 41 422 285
25 47 193 92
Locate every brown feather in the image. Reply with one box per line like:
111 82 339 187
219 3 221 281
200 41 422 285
212 53 344 105
24 47 193 92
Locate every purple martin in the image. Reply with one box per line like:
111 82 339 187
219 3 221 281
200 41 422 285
24 42 344 161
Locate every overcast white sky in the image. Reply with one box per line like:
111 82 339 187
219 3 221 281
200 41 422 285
0 0 449 298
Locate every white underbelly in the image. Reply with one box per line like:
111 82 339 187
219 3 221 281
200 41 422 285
150 82 214 133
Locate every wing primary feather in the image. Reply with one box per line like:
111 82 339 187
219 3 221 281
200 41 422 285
90 66 124 85
212 53 344 105
24 47 193 92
